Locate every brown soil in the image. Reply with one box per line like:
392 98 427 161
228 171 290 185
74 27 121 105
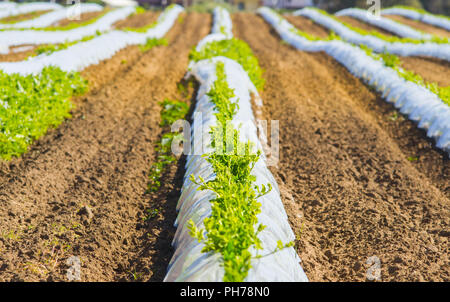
384 14 450 38
0 12 211 282
0 45 36 62
233 13 449 282
51 10 108 28
0 10 50 24
114 11 160 30
337 15 398 37
400 56 450 87
285 15 331 39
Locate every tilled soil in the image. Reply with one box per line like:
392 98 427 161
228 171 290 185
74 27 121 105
384 14 450 38
114 11 160 29
233 13 449 282
0 12 210 282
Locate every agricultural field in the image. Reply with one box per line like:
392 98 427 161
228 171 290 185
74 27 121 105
0 1 448 285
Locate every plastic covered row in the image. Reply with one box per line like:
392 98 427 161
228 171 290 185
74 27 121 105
382 7 450 31
164 7 308 282
0 6 136 54
0 3 103 29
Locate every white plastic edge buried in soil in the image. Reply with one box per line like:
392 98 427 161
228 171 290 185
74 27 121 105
259 7 450 156
0 3 103 29
382 7 450 31
0 2 62 19
336 8 432 40
0 5 184 74
292 7 450 62
0 6 135 54
164 8 308 282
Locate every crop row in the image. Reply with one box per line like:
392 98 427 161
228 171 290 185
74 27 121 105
0 4 182 160
336 8 433 40
0 3 102 30
259 7 450 157
164 7 307 282
292 7 450 61
382 6 450 31
0 5 182 75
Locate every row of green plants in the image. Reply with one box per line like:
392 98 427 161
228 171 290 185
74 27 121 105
0 67 88 160
310 7 449 44
279 10 450 107
185 29 294 280
188 62 275 282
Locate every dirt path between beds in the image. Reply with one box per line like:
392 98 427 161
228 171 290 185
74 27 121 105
233 12 449 282
384 14 450 38
0 12 210 282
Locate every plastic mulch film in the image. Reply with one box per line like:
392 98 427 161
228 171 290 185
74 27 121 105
259 6 450 156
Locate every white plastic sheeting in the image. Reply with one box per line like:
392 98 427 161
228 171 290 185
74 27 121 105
0 3 103 29
336 8 432 40
382 7 450 31
0 5 184 74
164 57 308 282
164 7 308 282
259 7 450 156
293 7 450 62
0 2 62 19
0 7 135 54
